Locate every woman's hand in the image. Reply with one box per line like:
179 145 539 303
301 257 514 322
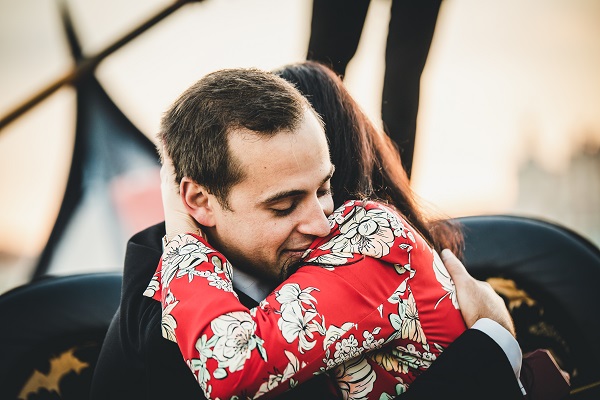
160 151 204 242
441 249 516 337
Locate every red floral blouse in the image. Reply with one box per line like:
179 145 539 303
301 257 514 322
144 200 467 399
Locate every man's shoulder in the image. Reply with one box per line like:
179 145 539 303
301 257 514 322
121 222 165 299
128 221 166 250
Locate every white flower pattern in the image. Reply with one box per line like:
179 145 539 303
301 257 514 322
211 312 267 373
319 206 397 259
162 234 214 286
275 283 319 309
361 328 384 351
432 250 459 309
323 322 356 358
278 301 319 353
161 300 178 342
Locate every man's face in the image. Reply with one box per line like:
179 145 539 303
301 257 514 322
206 109 334 282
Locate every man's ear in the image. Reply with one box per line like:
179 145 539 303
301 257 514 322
180 177 217 227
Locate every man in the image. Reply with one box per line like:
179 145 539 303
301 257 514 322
91 68 523 399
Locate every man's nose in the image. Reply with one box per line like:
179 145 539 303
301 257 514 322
297 198 330 238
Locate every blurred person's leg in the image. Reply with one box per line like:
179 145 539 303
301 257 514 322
306 0 370 77
382 0 442 178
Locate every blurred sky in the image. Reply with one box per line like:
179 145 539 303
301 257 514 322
1 0 599 286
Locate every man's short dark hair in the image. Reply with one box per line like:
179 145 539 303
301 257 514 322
159 68 310 208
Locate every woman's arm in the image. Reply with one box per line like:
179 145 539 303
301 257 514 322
146 232 406 399
147 207 465 399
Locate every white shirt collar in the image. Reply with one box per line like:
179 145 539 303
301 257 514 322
231 266 274 303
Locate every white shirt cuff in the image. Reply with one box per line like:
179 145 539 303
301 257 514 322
472 318 526 395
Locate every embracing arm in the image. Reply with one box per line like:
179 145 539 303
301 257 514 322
399 249 524 399
441 248 523 381
147 228 464 399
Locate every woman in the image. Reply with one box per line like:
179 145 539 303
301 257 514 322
146 63 467 399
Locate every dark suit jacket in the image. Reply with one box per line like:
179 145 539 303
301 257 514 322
91 222 523 399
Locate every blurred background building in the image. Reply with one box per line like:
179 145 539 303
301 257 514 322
1 0 599 294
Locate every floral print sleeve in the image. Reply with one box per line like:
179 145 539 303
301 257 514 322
144 200 467 400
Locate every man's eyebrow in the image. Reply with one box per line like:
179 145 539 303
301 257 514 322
324 164 336 184
261 164 335 205
262 189 307 205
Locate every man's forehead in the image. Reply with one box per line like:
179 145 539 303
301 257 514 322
227 110 328 161
225 110 331 197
